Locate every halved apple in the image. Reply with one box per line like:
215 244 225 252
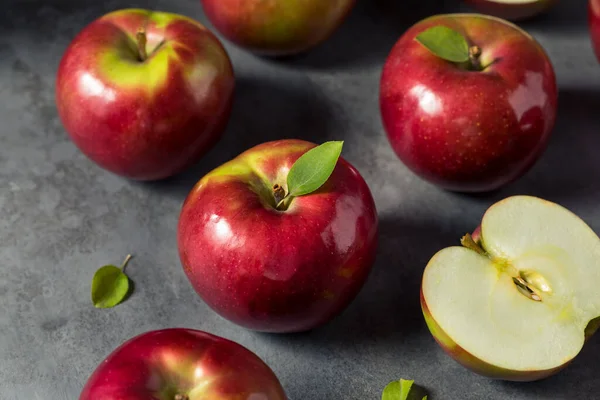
421 195 600 381
464 0 557 21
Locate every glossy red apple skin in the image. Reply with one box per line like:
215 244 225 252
464 0 557 21
380 14 557 192
79 328 287 399
200 0 356 56
56 9 235 181
420 290 568 381
590 0 600 62
177 139 378 333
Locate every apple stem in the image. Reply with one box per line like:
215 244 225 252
468 46 482 71
136 28 148 61
273 184 294 211
120 254 133 273
460 234 486 256
273 184 286 205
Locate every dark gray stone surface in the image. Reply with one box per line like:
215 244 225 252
1 0 598 399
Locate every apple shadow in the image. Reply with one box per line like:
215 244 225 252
272 0 462 71
140 75 338 199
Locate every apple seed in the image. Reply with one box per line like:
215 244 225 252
512 276 542 302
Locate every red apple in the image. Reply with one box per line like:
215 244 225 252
200 0 356 56
56 9 235 181
464 0 557 21
79 328 287 399
380 14 557 192
590 0 600 62
177 139 378 333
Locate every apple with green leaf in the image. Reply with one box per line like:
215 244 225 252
79 328 287 399
590 0 600 62
56 9 234 181
380 14 557 192
464 0 557 21
200 0 356 55
177 139 378 333
421 195 600 381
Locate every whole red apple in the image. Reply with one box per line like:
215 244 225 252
177 139 378 333
380 14 557 192
56 9 235 181
464 0 557 21
590 0 600 62
200 0 356 56
79 328 287 399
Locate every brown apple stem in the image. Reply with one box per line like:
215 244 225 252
460 234 486 256
136 28 148 61
273 184 286 206
120 254 133 273
468 46 482 71
174 395 189 400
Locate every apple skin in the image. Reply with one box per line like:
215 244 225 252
420 289 568 381
200 0 356 56
590 0 600 62
380 14 557 192
177 139 378 333
79 328 287 399
464 0 557 21
56 9 235 181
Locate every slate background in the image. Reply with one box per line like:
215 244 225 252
1 0 598 399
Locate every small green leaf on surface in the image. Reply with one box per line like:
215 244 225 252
382 378 428 400
91 255 133 308
286 141 344 198
416 26 470 63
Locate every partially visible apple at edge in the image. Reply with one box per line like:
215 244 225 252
464 0 557 21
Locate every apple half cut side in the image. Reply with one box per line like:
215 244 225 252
464 0 557 21
421 195 600 381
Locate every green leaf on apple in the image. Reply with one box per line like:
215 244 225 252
415 26 470 63
382 378 428 400
286 141 344 198
91 255 133 308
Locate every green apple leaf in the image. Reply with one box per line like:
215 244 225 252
286 141 344 198
91 255 132 308
415 26 470 63
382 379 428 400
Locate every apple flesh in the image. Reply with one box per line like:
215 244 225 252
56 9 235 181
200 0 356 56
464 0 557 21
380 14 557 192
421 196 600 381
590 0 600 62
79 328 287 399
177 139 378 333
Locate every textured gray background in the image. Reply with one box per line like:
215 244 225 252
1 0 598 399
